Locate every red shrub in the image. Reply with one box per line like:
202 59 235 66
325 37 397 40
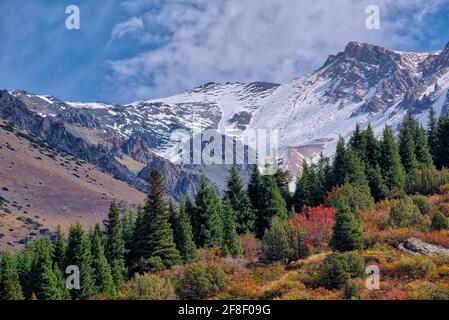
289 206 336 248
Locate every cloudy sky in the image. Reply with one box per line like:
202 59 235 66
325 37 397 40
1 0 449 103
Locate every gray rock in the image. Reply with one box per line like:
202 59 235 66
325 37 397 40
398 237 449 256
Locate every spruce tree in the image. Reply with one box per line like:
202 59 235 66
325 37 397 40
274 162 294 211
333 136 349 186
65 221 96 300
414 125 434 169
380 126 406 191
330 201 364 252
255 175 288 239
399 113 419 173
247 165 262 216
31 237 63 300
344 147 372 198
436 114 449 169
0 251 24 300
349 123 367 160
221 199 243 257
225 166 255 234
133 169 181 271
363 123 380 167
15 240 34 299
193 175 224 248
293 162 312 211
104 200 127 287
428 107 439 163
169 198 199 263
90 224 116 297
366 164 388 201
53 225 66 271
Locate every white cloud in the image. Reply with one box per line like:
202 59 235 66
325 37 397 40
111 16 144 39
108 0 449 101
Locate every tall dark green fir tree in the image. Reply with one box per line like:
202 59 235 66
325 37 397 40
193 175 224 248
65 221 96 300
169 198 199 263
0 251 24 300
380 126 406 191
221 198 243 257
90 224 116 297
330 201 364 252
104 200 127 287
133 169 181 271
225 166 255 234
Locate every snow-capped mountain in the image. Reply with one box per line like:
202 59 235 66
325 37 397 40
7 41 449 179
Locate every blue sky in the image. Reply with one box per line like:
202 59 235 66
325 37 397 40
1 0 449 104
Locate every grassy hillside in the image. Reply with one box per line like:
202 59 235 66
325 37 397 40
0 120 145 249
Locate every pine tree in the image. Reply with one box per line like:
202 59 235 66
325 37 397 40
344 147 372 198
428 107 439 163
399 113 419 173
90 224 116 297
31 237 62 300
364 123 380 167
293 162 312 211
169 198 199 263
349 123 367 160
193 175 224 248
53 225 66 271
414 125 435 169
133 169 181 271
247 165 262 217
274 162 294 211
65 221 96 300
261 217 290 262
104 200 127 288
330 201 364 252
380 126 406 191
255 175 288 239
15 240 34 299
221 199 243 257
225 166 255 234
436 114 449 169
366 164 388 201
0 251 24 300
333 136 349 186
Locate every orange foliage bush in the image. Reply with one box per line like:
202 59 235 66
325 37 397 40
240 234 261 261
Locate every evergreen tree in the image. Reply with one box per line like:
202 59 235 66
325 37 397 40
53 225 66 271
65 221 96 300
363 123 381 167
261 217 290 262
104 200 127 287
0 251 24 300
293 162 312 211
428 107 439 162
349 123 367 159
344 147 372 198
333 136 350 186
399 113 419 173
255 175 288 239
366 164 388 201
15 240 34 299
133 169 181 271
436 114 449 169
330 201 364 252
221 199 243 257
274 162 294 211
225 166 255 234
414 125 435 169
31 237 62 300
193 175 224 248
90 224 116 297
379 126 406 191
169 198 199 263
247 165 262 216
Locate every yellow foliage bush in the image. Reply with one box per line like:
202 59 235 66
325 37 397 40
387 255 436 280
